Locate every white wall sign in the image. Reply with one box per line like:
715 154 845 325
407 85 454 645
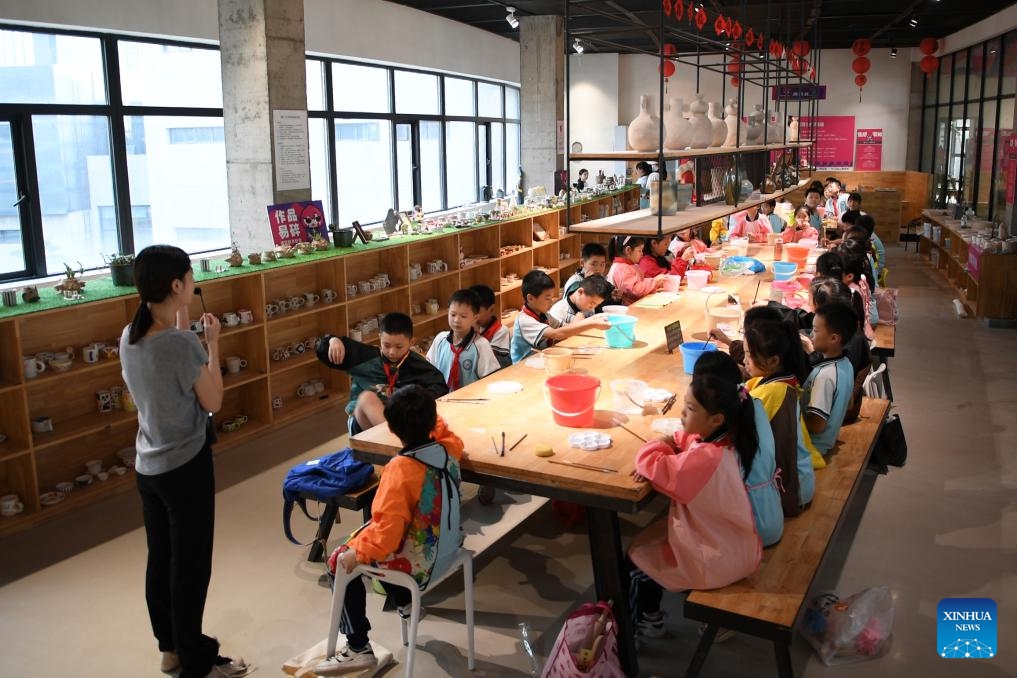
272 109 311 191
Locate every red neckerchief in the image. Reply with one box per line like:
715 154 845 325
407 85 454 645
382 352 410 395
445 329 474 390
521 304 554 346
480 318 502 342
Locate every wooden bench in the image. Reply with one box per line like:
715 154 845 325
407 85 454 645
683 397 890 678
299 469 382 562
872 324 895 400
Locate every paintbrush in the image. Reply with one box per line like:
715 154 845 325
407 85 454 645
548 459 617 474
491 436 499 455
618 422 647 443
751 280 761 305
509 433 527 451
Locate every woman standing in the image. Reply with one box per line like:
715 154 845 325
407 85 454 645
120 246 249 678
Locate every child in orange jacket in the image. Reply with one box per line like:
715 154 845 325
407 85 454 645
318 386 464 675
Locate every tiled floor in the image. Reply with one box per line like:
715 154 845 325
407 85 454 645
1 245 1014 677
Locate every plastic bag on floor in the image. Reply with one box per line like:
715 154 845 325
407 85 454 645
802 587 895 666
541 601 624 677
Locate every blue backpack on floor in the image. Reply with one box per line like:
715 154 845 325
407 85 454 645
282 447 375 545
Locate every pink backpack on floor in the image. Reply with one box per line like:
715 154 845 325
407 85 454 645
542 601 624 678
873 287 899 326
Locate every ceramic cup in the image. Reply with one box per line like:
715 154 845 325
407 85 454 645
425 300 440 315
350 328 363 342
358 281 373 295
0 494 25 516
75 474 93 487
276 298 292 312
265 303 279 318
103 346 120 360
222 312 240 327
322 288 337 303
85 459 103 475
238 309 254 324
225 356 248 374
297 382 316 398
271 395 283 410
82 345 100 364
123 390 137 413
23 357 46 380
312 378 326 394
304 292 320 306
344 285 357 299
1 290 17 307
289 296 306 309
96 471 110 481
189 320 205 334
96 389 114 414
110 386 124 410
55 481 74 494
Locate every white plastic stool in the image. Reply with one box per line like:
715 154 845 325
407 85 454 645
325 548 475 677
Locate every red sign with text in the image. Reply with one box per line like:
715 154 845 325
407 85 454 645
1006 135 1017 206
267 200 326 247
855 128 883 171
800 116 855 170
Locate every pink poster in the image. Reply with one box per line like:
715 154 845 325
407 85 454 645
800 116 855 170
266 200 326 247
855 129 883 171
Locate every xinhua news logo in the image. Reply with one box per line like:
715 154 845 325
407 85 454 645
938 598 997 659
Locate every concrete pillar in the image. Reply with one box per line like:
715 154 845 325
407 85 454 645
519 15 564 196
218 0 309 252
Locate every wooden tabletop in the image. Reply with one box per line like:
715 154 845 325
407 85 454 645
872 323 895 356
351 245 780 512
684 397 890 631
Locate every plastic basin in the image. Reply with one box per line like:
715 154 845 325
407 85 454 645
686 270 710 290
679 341 718 375
545 374 601 427
772 261 798 281
605 315 638 348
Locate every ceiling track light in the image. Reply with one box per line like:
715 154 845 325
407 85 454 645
891 47 898 58
506 6 519 29
909 17 918 28
572 38 584 54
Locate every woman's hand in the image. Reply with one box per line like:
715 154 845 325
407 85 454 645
328 336 346 364
202 313 221 343
631 470 647 483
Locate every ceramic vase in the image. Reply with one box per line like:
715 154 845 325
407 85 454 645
663 97 692 151
766 110 784 144
743 105 763 145
723 157 741 206
788 116 800 142
688 93 712 149
708 102 726 147
723 98 739 147
627 95 661 152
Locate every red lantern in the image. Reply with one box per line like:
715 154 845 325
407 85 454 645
715 15 727 36
745 28 755 48
851 38 871 56
852 56 871 74
727 59 742 75
731 21 743 41
919 37 939 55
855 74 867 87
791 40 811 57
663 43 678 56
673 0 683 20
920 55 940 76
694 5 707 30
659 60 676 78
809 66 817 81
662 0 672 17
730 76 740 88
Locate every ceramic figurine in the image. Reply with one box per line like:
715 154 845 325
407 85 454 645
708 102 726 147
627 95 661 152
724 98 739 147
663 97 692 151
688 94 712 149
789 116 800 142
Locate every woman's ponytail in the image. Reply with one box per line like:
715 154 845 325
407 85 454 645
128 302 155 346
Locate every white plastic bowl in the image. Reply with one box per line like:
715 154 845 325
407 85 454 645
602 305 628 315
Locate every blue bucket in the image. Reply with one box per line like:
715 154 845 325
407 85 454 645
772 261 798 281
679 341 718 374
605 315 638 348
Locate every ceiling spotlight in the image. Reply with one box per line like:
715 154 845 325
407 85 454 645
506 6 519 29
891 47 898 58
909 17 918 27
573 38 584 54
694 3 704 13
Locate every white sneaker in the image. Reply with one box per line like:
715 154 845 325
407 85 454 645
205 655 253 677
314 644 377 676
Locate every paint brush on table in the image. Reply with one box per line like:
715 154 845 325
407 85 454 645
548 459 617 474
618 422 647 443
509 433 527 451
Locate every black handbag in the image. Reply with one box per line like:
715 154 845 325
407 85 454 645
869 413 907 473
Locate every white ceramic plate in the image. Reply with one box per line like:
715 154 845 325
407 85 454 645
40 491 66 506
487 380 524 395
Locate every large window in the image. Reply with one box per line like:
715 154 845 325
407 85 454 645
0 23 520 281
918 29 1016 220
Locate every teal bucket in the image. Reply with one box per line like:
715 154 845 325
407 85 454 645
605 315 638 348
679 341 718 374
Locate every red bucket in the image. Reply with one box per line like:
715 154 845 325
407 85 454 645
544 374 601 427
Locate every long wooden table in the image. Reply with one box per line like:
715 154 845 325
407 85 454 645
351 253 775 676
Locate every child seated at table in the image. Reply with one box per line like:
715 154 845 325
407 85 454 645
625 354 762 638
853 214 886 285
470 284 510 368
781 206 820 244
509 270 611 364
801 303 857 458
694 352 783 548
761 199 784 234
318 313 448 434
549 275 610 325
606 235 667 305
562 242 621 309
638 234 695 278
805 276 871 377
316 385 464 676
832 243 877 340
426 289 501 390
742 306 818 514
728 204 773 243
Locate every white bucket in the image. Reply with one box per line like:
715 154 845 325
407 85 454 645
686 270 710 290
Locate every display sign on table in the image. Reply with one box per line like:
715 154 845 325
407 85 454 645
267 200 326 247
800 116 855 170
664 320 684 354
855 128 883 171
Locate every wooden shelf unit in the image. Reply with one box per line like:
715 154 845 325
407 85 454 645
919 210 1017 320
0 188 637 537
